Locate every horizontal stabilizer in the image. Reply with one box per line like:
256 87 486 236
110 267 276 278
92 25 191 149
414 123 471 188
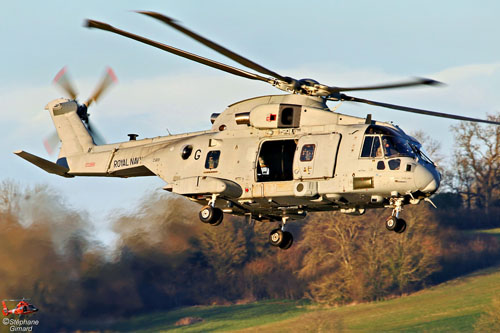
14 150 73 178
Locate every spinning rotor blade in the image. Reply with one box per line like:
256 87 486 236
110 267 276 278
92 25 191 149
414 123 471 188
136 11 288 82
85 20 272 83
87 120 106 145
85 67 117 107
53 67 78 99
43 131 60 155
328 77 442 93
338 94 500 125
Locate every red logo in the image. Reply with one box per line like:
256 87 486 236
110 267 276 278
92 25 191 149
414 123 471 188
266 114 277 122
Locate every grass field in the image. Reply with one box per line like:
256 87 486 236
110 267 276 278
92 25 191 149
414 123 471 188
83 265 500 332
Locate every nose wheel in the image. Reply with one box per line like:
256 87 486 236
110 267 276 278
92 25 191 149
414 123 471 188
385 216 407 233
385 197 407 233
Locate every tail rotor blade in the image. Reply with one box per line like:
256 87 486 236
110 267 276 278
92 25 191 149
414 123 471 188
87 120 106 145
53 67 78 100
43 131 60 155
84 67 117 107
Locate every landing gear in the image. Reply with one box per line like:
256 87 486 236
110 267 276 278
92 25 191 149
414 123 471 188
385 197 407 234
385 216 398 231
199 194 223 226
269 217 294 249
269 229 293 249
199 205 223 225
394 219 407 233
385 216 406 233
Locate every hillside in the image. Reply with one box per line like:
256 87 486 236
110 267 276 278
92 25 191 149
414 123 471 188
82 265 500 332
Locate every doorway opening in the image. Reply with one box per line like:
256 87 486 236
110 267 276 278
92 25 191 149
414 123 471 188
257 140 296 182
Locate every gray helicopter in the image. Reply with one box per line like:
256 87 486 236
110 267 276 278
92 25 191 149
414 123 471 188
15 11 500 249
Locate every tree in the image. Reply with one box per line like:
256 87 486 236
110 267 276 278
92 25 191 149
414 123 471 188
198 217 248 299
449 113 500 211
298 206 441 305
411 130 445 167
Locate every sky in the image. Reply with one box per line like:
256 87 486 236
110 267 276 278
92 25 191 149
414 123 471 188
2 1 500 243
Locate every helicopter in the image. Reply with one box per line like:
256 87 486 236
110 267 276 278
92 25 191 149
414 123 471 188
2 299 38 316
15 11 500 250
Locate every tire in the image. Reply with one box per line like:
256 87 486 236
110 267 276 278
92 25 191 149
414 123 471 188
279 231 294 250
385 216 398 231
209 208 224 226
269 228 284 247
199 205 214 223
394 218 407 233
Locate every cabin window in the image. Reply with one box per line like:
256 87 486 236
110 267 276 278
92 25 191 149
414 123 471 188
205 150 220 169
300 144 315 161
257 140 296 182
377 161 385 170
181 145 193 160
388 159 401 170
361 136 382 158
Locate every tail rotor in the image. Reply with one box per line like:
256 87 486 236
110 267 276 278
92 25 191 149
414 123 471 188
44 67 117 154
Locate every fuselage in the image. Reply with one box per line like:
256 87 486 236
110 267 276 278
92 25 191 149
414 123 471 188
47 94 439 222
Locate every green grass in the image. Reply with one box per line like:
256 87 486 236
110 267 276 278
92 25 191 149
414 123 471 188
238 266 500 332
87 299 310 332
80 265 500 332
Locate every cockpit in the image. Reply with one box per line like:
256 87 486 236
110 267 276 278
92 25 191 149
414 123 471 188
361 125 415 158
360 125 436 172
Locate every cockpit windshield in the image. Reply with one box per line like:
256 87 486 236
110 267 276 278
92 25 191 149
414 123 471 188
409 142 435 165
381 136 416 158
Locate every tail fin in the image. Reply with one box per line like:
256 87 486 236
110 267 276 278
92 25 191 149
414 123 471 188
45 98 94 158
2 301 8 316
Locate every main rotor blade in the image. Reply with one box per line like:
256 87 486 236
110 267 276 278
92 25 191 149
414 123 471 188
328 78 442 93
53 67 78 100
136 11 288 82
85 20 272 83
84 67 117 107
339 94 500 125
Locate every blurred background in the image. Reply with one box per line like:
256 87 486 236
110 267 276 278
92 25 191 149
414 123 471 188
1 1 500 331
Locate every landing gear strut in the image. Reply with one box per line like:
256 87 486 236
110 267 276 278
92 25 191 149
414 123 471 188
385 198 407 234
199 194 223 226
269 217 293 249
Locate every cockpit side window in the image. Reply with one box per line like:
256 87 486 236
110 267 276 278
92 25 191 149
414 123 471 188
361 136 373 157
361 135 382 158
372 137 382 157
382 136 416 158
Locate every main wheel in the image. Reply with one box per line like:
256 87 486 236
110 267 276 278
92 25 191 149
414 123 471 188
199 206 223 225
210 208 223 226
279 231 294 250
269 228 284 247
385 216 398 231
394 218 407 233
199 205 214 223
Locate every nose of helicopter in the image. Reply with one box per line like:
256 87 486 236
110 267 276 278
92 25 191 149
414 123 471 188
414 164 440 194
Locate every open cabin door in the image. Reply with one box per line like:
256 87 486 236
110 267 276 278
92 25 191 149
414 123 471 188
293 133 341 180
